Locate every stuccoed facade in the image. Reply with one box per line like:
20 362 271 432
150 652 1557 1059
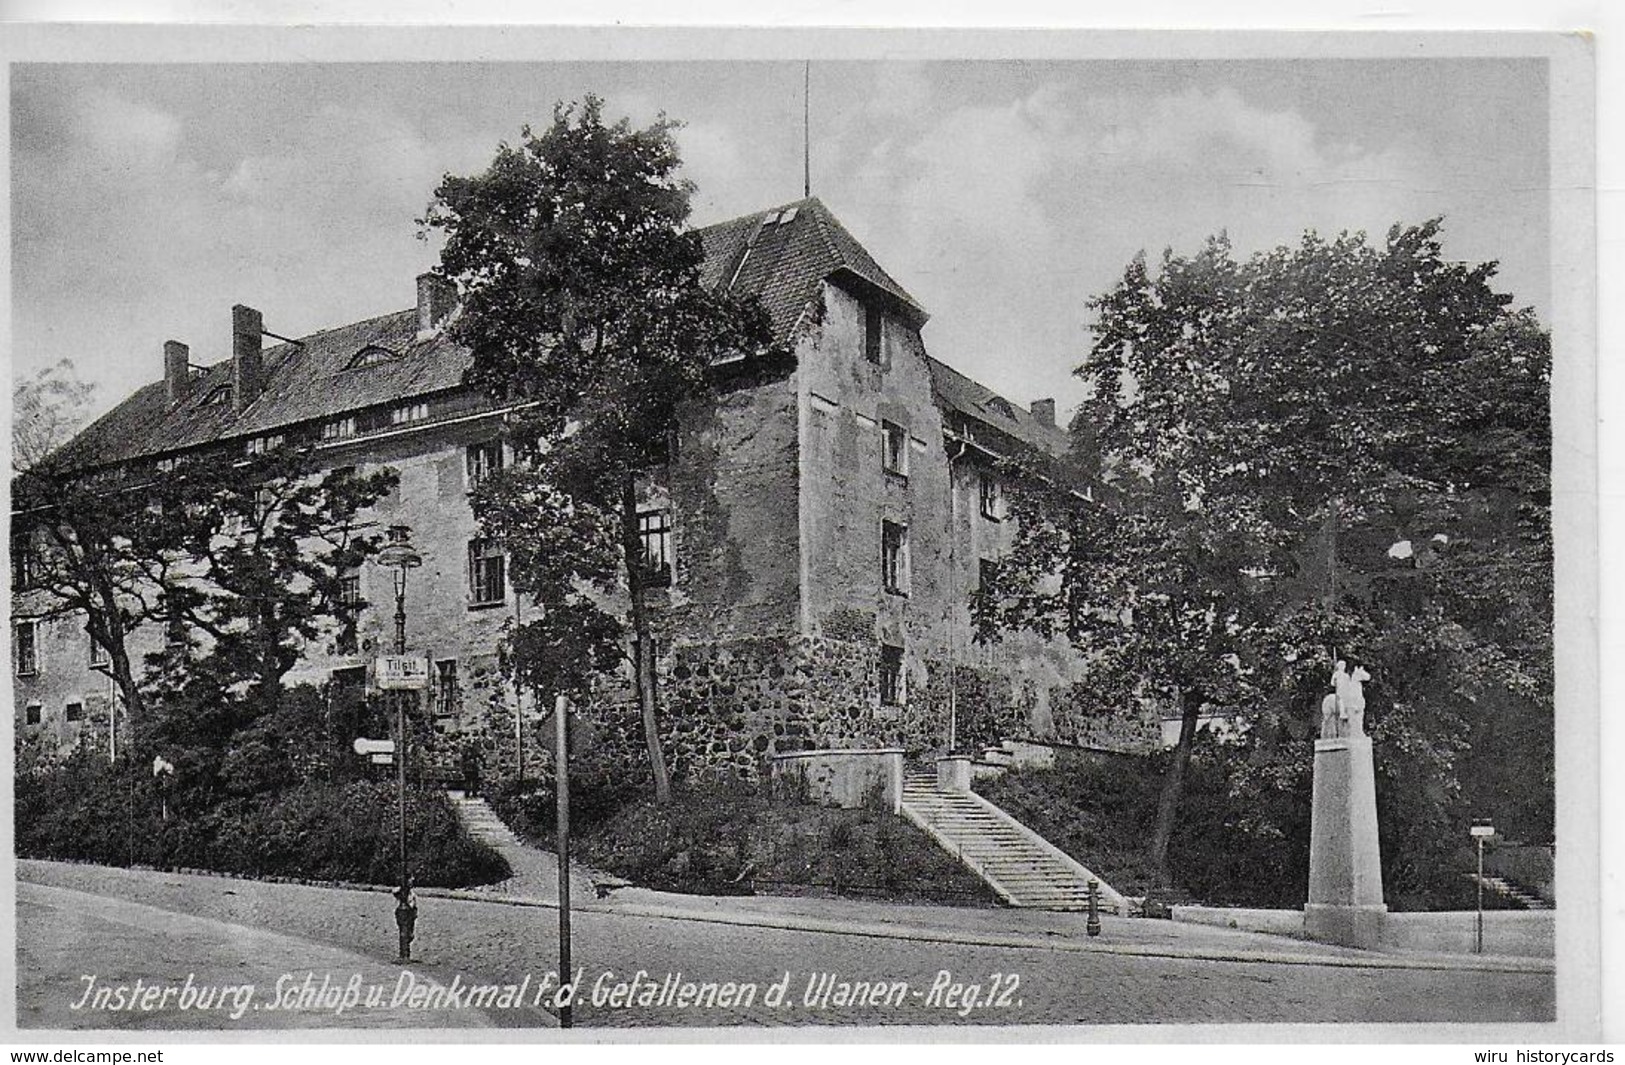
11 198 1160 781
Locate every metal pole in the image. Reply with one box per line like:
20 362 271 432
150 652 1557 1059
555 693 573 1028
393 566 415 962
1086 878 1101 937
1476 837 1485 955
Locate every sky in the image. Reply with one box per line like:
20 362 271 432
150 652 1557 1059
11 58 1550 425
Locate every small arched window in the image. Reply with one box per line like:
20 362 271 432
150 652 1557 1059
346 345 400 370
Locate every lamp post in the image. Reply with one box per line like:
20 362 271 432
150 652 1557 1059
377 538 423 962
1470 819 1495 954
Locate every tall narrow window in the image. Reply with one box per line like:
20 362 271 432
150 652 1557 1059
390 401 430 425
864 303 884 365
466 441 504 491
881 520 909 596
879 644 905 706
468 539 507 606
639 510 673 588
89 635 110 670
336 569 362 655
435 659 460 716
11 531 38 591
881 420 908 478
321 416 357 441
14 620 38 677
979 472 1003 521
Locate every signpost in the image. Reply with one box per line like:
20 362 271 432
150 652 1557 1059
555 694 573 1029
1470 819 1495 954
376 656 429 691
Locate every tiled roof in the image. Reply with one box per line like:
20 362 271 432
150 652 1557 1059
698 196 926 341
927 356 1071 460
59 198 1065 473
54 310 474 471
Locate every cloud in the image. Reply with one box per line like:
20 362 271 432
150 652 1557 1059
839 82 1434 419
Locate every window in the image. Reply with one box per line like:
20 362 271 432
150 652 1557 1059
346 345 399 370
338 570 363 608
879 644 905 706
336 569 362 655
200 385 232 407
881 520 909 596
65 701 84 723
390 401 430 425
639 510 673 588
25 703 41 727
15 620 38 676
89 635 110 669
330 666 366 692
11 531 39 591
468 539 506 606
466 441 504 491
979 473 1004 521
864 303 883 365
435 660 460 716
245 433 285 456
386 525 411 544
881 420 908 478
321 416 357 441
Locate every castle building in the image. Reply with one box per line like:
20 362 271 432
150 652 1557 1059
11 198 1161 779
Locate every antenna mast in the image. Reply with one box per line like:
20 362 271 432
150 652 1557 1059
803 60 811 198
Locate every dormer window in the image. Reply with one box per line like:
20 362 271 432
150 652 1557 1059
985 396 1016 420
245 433 285 456
346 345 400 370
200 385 232 407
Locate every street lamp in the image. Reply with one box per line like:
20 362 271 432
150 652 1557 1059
376 536 423 962
1470 819 1495 954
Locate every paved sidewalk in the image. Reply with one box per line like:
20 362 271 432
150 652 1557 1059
449 810 1553 976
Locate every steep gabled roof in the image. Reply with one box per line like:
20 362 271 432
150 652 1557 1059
54 310 474 471
697 197 926 342
57 198 1034 474
928 356 1071 460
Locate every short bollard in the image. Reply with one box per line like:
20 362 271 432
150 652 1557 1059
1086 878 1101 937
394 881 418 962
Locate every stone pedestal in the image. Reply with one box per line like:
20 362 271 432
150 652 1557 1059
936 755 972 793
1305 735 1387 949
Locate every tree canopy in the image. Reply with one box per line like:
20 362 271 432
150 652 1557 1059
977 220 1552 895
422 97 774 801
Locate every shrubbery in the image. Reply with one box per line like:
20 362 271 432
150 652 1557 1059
16 684 511 889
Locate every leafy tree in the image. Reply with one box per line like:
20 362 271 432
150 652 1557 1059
977 221 1551 894
422 97 773 802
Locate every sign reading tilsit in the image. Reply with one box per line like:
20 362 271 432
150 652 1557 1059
376 656 430 690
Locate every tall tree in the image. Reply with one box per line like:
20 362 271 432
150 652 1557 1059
977 221 1551 891
12 358 96 473
422 97 773 802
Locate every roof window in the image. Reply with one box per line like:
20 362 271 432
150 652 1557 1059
346 345 400 370
200 385 232 407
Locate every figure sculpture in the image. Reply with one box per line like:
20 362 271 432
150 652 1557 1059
1319 659 1370 739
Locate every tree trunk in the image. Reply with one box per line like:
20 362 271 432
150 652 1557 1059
621 475 673 804
1149 686 1202 887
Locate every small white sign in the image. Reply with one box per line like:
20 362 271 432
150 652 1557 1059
370 753 395 765
376 655 430 690
1470 825 1496 839
353 737 396 756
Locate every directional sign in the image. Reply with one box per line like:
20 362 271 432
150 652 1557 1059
376 656 429 690
352 737 396 757
370 753 395 765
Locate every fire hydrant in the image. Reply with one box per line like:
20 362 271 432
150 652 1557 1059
394 881 418 962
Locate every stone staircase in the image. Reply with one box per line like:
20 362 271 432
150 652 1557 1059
900 771 1130 914
1466 872 1554 910
449 793 526 851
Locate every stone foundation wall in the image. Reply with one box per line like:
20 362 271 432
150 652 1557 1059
1046 681 1162 753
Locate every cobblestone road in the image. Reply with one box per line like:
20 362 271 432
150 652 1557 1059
17 861 1554 1030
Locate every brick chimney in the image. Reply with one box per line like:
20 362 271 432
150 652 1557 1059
163 340 192 403
416 273 457 336
1030 397 1056 426
231 304 264 412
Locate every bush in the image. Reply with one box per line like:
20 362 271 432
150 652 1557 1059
15 751 511 889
